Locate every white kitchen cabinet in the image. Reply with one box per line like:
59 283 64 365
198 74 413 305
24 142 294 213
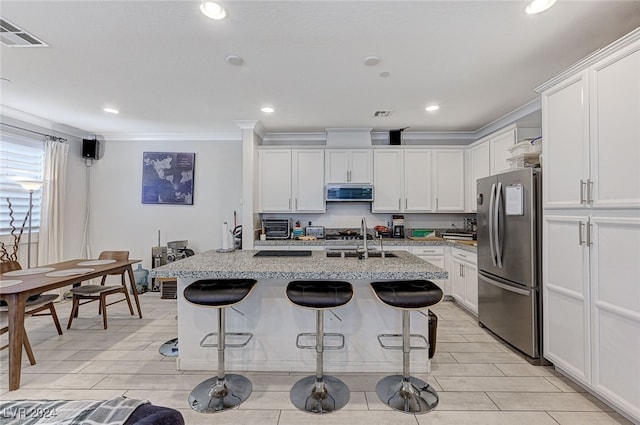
543 215 591 385
490 127 516 175
258 149 325 213
411 246 449 296
450 248 478 315
372 149 403 212
259 149 292 212
293 150 326 212
540 31 640 423
433 149 465 211
325 149 373 184
465 140 490 212
404 149 433 212
589 217 640 418
542 43 640 210
372 148 463 213
544 214 640 419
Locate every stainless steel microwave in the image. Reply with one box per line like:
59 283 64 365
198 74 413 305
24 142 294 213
325 184 374 202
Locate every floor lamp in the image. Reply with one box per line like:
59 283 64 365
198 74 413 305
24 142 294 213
17 180 44 269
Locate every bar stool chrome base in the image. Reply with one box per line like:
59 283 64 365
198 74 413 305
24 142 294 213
159 338 178 357
188 374 253 413
290 375 350 414
376 375 438 414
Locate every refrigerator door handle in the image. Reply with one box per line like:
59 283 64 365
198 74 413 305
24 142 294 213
489 183 497 267
495 182 503 268
481 274 531 296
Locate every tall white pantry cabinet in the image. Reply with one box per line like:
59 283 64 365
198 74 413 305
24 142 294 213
539 29 640 423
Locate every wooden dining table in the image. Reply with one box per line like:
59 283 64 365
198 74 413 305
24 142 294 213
0 258 142 390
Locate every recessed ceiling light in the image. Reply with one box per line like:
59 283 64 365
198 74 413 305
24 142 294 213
525 0 557 14
363 56 381 66
379 71 390 78
425 105 440 112
225 55 244 66
200 2 227 20
103 107 119 115
261 106 275 113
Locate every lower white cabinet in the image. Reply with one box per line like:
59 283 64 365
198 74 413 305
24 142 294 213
450 248 478 315
411 246 449 296
544 214 640 421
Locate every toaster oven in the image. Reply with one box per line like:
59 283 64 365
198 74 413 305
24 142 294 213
262 218 290 239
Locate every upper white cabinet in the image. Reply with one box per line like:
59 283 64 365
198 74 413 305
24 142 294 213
404 149 433 212
325 149 373 184
372 148 464 213
258 149 325 213
433 149 465 211
490 128 516 175
465 140 491 212
372 149 404 211
542 43 640 210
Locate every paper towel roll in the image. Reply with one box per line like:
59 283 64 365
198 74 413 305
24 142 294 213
221 222 230 250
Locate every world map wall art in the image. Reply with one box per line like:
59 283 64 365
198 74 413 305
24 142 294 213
142 152 195 205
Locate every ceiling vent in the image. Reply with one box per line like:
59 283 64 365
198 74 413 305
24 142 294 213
0 19 48 47
374 110 392 117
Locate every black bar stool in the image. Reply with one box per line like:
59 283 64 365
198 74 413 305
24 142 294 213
370 279 443 414
183 278 257 413
286 280 354 414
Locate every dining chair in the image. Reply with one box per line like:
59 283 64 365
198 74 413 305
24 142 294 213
66 251 135 330
1 260 64 364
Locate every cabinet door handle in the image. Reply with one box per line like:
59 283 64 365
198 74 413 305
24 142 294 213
347 170 351 182
289 198 291 210
398 198 401 210
587 179 593 204
586 218 592 246
580 180 586 204
462 264 465 277
295 198 298 210
578 221 585 245
436 197 439 210
405 198 408 209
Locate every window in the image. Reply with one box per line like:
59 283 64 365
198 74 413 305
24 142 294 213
0 133 45 236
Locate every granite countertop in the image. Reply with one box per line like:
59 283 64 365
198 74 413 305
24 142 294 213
150 249 448 281
254 237 477 253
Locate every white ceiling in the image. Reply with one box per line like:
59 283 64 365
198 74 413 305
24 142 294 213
1 1 639 139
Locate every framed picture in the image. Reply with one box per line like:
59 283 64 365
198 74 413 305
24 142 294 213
142 152 195 205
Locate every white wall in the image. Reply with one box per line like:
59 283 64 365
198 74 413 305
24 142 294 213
64 139 242 269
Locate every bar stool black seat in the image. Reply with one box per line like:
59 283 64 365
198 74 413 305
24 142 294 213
286 280 353 414
183 278 257 413
370 279 443 414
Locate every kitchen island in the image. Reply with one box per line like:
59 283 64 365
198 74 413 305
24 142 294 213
151 249 446 373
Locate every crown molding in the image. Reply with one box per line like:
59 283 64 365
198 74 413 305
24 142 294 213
0 105 89 139
99 132 242 142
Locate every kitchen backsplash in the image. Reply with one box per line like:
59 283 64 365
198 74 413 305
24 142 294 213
261 203 475 231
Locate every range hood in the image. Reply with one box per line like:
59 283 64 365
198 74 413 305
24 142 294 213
325 128 372 147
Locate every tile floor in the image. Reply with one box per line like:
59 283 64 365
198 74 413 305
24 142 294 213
0 292 633 425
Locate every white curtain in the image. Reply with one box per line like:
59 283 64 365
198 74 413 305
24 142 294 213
38 139 69 265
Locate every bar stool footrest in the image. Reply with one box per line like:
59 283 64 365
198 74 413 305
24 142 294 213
296 332 345 350
377 333 429 350
200 332 253 348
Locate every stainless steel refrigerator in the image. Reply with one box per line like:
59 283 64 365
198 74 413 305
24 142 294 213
477 168 543 362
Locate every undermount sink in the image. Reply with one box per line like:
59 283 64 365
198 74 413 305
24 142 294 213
325 251 397 258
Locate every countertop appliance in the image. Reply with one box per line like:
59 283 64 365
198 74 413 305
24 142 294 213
326 184 374 202
262 218 290 239
477 168 544 364
305 225 325 239
392 214 405 238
